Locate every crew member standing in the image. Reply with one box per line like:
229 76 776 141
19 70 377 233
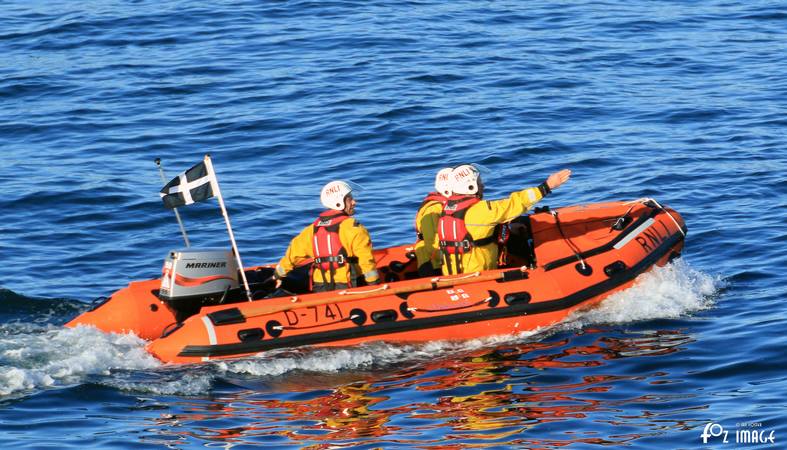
413 168 453 277
274 180 380 292
438 165 571 275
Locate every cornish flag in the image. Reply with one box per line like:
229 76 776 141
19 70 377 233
160 160 215 209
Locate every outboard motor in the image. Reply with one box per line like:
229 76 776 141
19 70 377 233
159 248 239 321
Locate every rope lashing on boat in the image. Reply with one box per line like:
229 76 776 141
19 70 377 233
407 295 493 313
625 197 686 237
338 284 390 295
551 210 587 270
647 198 686 237
430 272 481 283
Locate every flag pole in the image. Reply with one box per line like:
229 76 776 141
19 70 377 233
155 158 191 248
203 154 253 301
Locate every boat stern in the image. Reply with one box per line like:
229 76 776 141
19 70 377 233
66 279 176 341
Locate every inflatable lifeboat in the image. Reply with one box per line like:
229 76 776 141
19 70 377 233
67 199 686 364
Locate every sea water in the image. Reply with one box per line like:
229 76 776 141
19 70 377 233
1 0 785 448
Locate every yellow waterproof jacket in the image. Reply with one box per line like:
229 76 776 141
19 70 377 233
442 186 545 275
414 193 446 271
275 215 379 286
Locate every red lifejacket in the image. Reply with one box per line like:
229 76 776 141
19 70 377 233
438 195 497 274
312 210 351 287
438 195 480 255
414 192 447 240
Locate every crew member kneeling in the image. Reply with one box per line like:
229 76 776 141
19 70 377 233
274 180 380 292
438 165 571 275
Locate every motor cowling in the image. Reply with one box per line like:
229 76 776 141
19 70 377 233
159 248 239 302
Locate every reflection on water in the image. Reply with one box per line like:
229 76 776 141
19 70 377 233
137 327 702 448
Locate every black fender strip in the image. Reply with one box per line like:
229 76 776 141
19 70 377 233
178 232 684 358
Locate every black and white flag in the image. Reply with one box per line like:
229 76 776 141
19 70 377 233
159 160 215 209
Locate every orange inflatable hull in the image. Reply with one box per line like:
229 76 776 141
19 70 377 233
67 200 686 364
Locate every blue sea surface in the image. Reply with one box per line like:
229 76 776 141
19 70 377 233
1 0 786 448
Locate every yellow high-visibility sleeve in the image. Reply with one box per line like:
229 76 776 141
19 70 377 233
339 218 379 284
442 186 544 275
276 224 313 277
414 200 443 270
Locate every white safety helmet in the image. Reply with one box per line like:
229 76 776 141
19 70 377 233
451 164 482 195
435 168 453 197
320 180 353 211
